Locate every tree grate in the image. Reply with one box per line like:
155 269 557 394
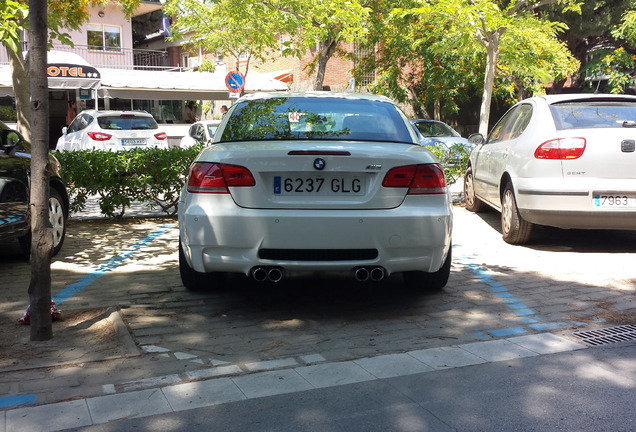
573 325 636 346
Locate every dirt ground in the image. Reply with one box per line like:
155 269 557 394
0 307 125 371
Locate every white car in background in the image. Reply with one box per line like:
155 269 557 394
180 120 221 148
464 93 636 244
56 110 168 152
178 92 453 292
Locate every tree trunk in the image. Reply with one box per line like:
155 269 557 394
313 38 337 91
4 45 31 142
28 0 54 341
478 30 502 136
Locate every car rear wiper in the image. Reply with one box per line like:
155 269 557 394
622 120 636 128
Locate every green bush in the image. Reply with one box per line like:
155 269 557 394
425 142 472 187
55 145 203 218
0 105 17 122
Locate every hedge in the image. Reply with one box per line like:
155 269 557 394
54 142 470 219
55 145 203 218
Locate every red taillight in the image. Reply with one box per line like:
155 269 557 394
87 132 112 141
187 162 255 194
154 132 167 140
535 137 586 160
382 164 447 194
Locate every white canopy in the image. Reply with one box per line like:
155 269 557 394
46 50 101 90
0 52 288 100
0 51 101 96
97 68 288 100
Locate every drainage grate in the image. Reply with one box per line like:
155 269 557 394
573 325 636 346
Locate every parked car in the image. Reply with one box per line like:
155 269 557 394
410 119 471 150
180 120 221 148
0 120 69 256
464 93 636 244
178 92 453 291
56 110 168 152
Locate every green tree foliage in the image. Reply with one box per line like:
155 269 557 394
162 0 369 90
362 1 580 134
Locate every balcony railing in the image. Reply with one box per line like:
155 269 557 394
1 42 186 72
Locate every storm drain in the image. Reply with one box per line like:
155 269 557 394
573 325 636 346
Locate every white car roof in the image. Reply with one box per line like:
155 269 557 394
237 91 395 104
80 110 154 117
534 93 636 105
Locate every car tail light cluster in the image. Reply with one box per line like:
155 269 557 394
87 132 112 141
188 162 255 193
534 137 586 159
154 132 168 140
382 164 447 194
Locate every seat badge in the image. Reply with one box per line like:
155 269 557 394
313 158 326 170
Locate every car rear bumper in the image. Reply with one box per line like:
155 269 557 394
179 195 452 276
515 178 636 230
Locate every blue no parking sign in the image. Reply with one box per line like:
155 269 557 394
225 71 245 93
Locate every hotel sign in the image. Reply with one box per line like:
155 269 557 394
47 64 101 80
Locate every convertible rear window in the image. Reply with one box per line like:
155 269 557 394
550 100 636 130
97 115 158 130
220 96 413 143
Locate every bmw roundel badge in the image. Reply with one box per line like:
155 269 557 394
313 158 326 170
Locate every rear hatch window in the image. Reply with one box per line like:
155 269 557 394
97 115 158 130
220 96 413 143
550 100 636 130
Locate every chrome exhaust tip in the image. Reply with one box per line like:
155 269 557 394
268 268 283 283
354 267 370 282
252 267 268 282
370 267 386 282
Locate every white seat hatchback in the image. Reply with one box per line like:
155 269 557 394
464 93 636 244
56 110 168 152
178 92 453 291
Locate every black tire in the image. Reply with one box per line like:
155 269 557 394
178 238 225 291
463 168 487 212
404 246 452 292
17 188 67 257
501 183 533 244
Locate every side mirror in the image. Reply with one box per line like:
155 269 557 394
468 133 485 145
62 126 68 135
1 129 24 149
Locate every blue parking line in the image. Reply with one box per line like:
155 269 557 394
461 255 549 338
52 224 175 305
0 393 36 409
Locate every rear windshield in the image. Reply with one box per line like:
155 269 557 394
219 96 413 143
414 121 460 138
550 100 636 130
97 115 158 130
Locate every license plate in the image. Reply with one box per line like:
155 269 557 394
122 138 147 146
593 194 636 208
273 175 364 195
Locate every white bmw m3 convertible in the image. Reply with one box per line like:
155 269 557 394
178 92 453 291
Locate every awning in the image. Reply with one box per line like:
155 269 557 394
97 68 288 100
0 53 289 100
0 51 101 96
46 50 101 90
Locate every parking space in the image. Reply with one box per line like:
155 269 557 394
1 206 635 412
